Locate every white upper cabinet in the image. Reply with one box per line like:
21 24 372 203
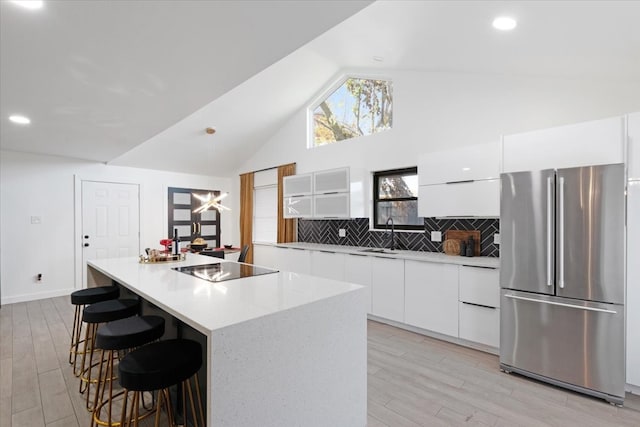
284 167 364 219
313 168 350 194
313 193 350 218
628 112 640 181
418 179 499 217
283 196 313 219
503 116 625 173
417 141 500 217
419 142 500 185
283 173 313 197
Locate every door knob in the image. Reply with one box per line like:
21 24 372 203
84 243 90 247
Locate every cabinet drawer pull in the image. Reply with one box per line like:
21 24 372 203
462 301 497 310
445 180 474 185
461 265 497 270
317 250 335 254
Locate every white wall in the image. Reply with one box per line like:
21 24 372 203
0 150 233 304
238 69 640 176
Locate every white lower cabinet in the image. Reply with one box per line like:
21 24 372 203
459 266 500 308
371 257 405 323
404 261 459 337
277 247 311 274
344 254 373 314
252 244 279 269
310 250 345 281
257 245 501 350
459 303 500 348
458 265 500 348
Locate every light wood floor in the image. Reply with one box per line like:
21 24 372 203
1 297 639 426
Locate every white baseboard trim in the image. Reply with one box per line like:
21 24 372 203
626 383 640 395
367 314 499 356
1 288 75 305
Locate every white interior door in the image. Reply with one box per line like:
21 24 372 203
82 181 140 287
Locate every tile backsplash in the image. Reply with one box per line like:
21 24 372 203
298 217 500 257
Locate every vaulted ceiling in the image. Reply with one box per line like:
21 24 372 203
0 0 371 163
2 1 640 176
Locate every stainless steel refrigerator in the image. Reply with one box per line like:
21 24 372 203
499 163 625 405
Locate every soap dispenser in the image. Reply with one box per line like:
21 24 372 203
465 236 475 257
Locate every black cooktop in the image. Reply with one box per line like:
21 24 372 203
173 262 278 283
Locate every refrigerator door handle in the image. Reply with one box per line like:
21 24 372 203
504 294 617 314
546 176 554 287
558 176 565 289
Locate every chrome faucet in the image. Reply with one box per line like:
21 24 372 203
385 217 396 250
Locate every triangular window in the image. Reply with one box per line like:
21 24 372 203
310 77 393 147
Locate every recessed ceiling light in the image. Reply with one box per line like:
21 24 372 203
9 115 31 125
492 16 517 31
10 0 44 10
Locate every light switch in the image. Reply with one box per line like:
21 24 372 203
430 231 442 242
30 216 42 224
338 229 346 238
494 233 500 245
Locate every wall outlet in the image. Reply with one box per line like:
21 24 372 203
338 229 346 238
494 233 500 245
30 216 42 224
430 231 442 242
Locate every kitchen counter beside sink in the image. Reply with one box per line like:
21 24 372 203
87 254 367 427
268 242 499 268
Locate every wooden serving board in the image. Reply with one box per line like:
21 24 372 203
443 239 461 255
446 230 481 256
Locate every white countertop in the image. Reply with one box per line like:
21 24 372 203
257 242 500 268
87 254 363 334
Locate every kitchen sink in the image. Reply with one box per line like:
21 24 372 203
359 248 395 254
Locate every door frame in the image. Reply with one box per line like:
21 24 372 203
73 175 142 290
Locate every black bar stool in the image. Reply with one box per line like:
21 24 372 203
118 339 205 427
69 286 120 376
79 299 140 409
91 315 165 427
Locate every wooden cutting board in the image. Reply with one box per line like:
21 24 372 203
446 230 481 256
443 239 461 255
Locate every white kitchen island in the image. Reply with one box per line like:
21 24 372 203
87 254 367 427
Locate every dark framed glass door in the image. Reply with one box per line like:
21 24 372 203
168 187 221 249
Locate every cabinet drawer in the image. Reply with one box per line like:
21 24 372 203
459 302 499 348
459 266 499 307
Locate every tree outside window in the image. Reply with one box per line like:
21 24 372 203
312 77 392 147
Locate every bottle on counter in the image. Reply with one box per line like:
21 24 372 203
466 236 475 257
459 240 466 256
